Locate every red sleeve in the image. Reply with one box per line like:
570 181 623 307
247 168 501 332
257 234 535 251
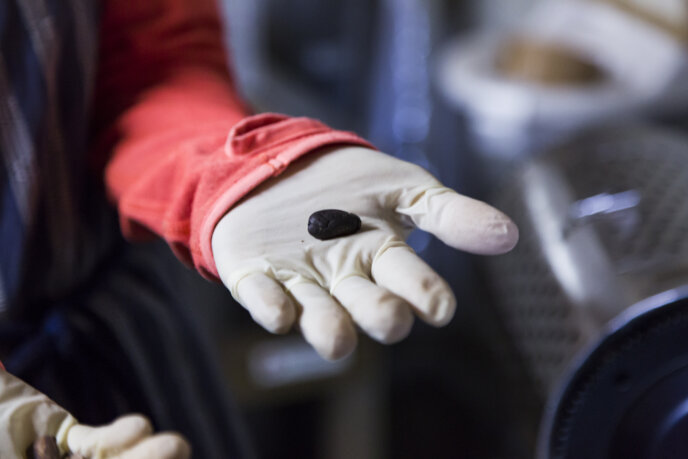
92 0 373 280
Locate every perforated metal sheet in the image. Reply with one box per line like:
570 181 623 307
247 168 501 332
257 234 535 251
557 130 688 272
485 126 688 392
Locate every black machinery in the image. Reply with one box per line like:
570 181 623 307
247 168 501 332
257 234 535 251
486 126 688 459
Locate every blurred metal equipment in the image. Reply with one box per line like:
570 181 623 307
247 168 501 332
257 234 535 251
222 0 376 133
485 126 688 458
367 0 439 254
435 0 688 164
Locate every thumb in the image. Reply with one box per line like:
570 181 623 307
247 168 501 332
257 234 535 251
67 414 153 457
396 186 519 255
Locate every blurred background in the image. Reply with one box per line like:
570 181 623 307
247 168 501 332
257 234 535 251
185 0 688 457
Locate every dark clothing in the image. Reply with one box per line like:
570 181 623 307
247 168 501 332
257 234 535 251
2 239 253 457
0 0 115 311
0 2 250 456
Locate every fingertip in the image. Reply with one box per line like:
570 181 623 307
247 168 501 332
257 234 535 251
115 433 191 459
437 195 519 255
67 414 154 457
290 282 358 360
333 277 414 345
236 273 296 334
371 300 414 344
316 324 358 361
256 296 296 334
156 433 192 459
116 414 153 436
424 293 457 327
481 217 520 255
308 311 358 360
371 245 456 327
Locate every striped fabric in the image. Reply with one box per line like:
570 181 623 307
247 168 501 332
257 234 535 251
1 240 254 458
0 0 109 312
0 1 251 457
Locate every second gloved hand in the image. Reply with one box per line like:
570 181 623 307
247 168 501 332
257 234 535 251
212 146 518 360
0 369 189 458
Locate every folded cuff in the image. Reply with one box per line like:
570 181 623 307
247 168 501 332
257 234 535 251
194 113 375 280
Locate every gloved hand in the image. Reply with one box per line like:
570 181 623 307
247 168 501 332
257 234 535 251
212 146 518 360
0 369 190 458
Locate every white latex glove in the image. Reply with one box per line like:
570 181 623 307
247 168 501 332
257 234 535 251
212 146 519 360
0 369 190 459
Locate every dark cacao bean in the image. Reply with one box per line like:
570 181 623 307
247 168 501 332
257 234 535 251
308 209 361 240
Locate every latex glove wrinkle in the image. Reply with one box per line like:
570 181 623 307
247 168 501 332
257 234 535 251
212 147 519 360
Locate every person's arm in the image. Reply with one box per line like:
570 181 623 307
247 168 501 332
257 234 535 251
92 0 372 279
93 0 519 362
